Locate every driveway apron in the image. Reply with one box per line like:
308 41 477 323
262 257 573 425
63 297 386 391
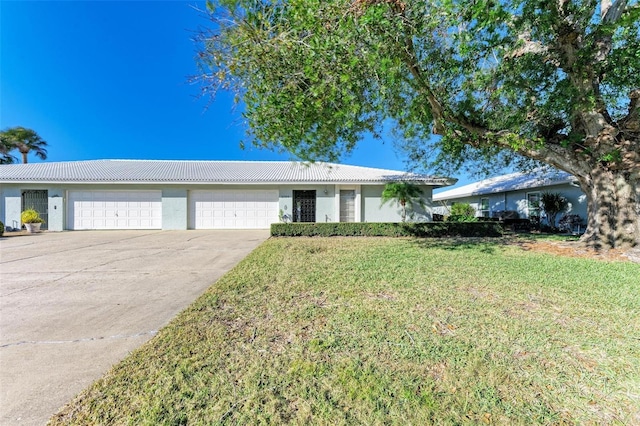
0 230 269 425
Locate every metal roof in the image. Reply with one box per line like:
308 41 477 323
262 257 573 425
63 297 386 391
0 160 455 186
433 169 575 201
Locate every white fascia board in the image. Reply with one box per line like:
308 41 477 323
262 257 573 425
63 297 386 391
0 179 456 186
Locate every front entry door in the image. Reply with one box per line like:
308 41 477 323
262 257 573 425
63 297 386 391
340 190 356 222
22 190 48 230
293 190 316 222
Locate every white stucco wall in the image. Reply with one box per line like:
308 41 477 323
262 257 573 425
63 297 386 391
162 189 188 230
434 183 587 224
1 186 22 230
1 182 442 230
362 185 433 222
0 184 66 231
47 188 65 232
278 185 336 223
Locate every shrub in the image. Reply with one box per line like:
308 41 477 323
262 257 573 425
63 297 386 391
447 203 477 222
558 214 583 233
447 214 479 222
492 210 519 220
0 220 4 236
271 222 503 238
503 218 532 232
450 202 476 217
21 208 45 224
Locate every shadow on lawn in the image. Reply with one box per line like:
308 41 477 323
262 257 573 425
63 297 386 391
407 234 580 255
408 237 506 254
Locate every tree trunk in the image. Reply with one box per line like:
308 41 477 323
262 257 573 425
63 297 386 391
577 168 640 249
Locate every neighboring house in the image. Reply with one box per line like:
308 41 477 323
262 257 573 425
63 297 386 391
433 169 587 225
0 160 455 231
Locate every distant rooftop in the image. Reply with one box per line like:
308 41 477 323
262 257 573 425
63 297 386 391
433 169 574 201
0 160 456 186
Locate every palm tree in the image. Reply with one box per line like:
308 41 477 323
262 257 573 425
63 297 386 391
0 134 16 164
0 127 48 164
541 192 569 229
381 182 425 222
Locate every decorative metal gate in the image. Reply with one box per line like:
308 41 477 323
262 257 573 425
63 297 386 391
293 190 316 222
22 190 48 230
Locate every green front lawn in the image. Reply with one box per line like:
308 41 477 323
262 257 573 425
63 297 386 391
51 237 640 425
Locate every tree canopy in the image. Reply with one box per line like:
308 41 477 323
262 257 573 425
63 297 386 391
0 127 48 164
196 0 640 248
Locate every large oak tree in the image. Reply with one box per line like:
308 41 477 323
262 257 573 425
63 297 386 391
195 0 640 249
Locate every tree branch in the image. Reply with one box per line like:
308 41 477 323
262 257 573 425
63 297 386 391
620 89 640 132
601 0 628 22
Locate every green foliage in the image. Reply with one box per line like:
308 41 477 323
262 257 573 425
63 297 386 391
0 126 48 164
450 202 476 217
0 220 4 236
540 192 569 228
447 203 477 222
21 208 45 224
0 136 16 164
270 222 502 238
380 182 425 222
195 0 640 249
447 215 479 223
195 0 640 173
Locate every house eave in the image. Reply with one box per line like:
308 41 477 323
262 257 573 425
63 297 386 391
1 178 456 186
433 174 573 202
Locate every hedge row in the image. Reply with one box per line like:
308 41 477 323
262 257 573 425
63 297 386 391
271 222 503 238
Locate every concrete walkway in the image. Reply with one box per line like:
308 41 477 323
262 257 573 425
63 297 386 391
0 230 269 425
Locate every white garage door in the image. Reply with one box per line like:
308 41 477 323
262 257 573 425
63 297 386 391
68 190 162 230
190 190 279 229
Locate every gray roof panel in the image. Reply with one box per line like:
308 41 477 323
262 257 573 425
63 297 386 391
433 169 574 201
0 160 455 186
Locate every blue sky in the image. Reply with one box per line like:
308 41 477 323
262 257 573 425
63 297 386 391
1 0 469 188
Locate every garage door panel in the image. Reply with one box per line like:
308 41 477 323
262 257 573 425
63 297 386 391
190 190 278 229
69 191 162 230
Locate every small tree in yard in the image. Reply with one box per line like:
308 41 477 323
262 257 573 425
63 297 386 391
381 182 425 222
541 192 569 229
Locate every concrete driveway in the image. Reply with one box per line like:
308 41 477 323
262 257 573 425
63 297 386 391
0 230 269 425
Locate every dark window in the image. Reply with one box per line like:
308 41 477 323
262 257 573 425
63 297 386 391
480 197 490 218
